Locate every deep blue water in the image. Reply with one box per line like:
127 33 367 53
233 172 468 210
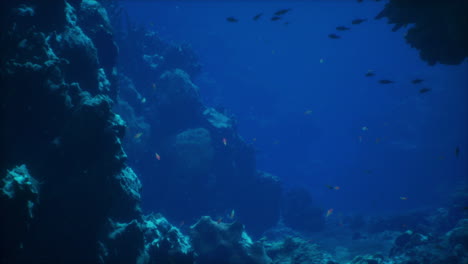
121 1 467 217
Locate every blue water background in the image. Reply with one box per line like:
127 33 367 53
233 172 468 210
121 1 467 217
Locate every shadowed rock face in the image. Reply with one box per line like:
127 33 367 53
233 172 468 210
0 1 192 263
376 0 468 65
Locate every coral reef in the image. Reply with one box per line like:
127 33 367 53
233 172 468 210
266 236 336 264
376 0 468 65
1 0 143 262
190 216 272 264
109 7 283 235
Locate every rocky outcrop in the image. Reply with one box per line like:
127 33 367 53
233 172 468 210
0 0 143 262
376 0 468 65
282 188 325 233
111 12 283 235
190 216 272 264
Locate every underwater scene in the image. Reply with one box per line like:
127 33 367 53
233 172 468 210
1 0 467 263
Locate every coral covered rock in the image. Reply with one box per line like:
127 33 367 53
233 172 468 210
170 127 214 177
142 214 194 264
282 188 325 233
0 165 39 260
190 216 272 264
266 236 336 264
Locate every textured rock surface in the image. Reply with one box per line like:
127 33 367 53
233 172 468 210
1 1 148 262
109 9 284 235
190 216 272 264
265 236 336 264
376 0 468 65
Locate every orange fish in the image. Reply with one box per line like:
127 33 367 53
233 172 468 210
400 196 408 200
217 217 223 224
326 208 334 217
134 132 143 139
155 152 161 160
326 185 340 190
222 138 227 146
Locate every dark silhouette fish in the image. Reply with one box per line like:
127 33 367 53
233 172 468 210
419 88 431 94
379 80 394 84
253 13 263 21
226 17 238 22
365 71 375 77
455 146 460 157
274 8 291 16
357 0 363 2
352 18 367 25
328 33 341 39
412 79 424 84
336 26 351 31
271 16 281 21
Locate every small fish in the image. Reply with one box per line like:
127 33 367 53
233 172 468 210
155 152 161 160
358 136 363 143
283 22 290 26
274 8 291 16
271 16 281 21
152 83 157 90
455 146 460 157
273 140 280 145
253 13 263 20
229 209 235 219
375 138 381 144
319 58 324 63
326 185 340 190
351 18 367 25
304 110 313 115
357 0 363 2
365 70 375 77
252 138 257 142
411 79 424 84
336 26 350 31
362 126 368 131
379 79 394 84
217 217 223 224
328 33 341 39
226 17 238 23
419 88 431 94
222 138 227 146
141 97 146 103
326 208 334 217
400 196 408 200
134 132 143 139
365 169 372 174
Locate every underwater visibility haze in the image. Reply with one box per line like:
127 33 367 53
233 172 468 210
1 0 467 263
